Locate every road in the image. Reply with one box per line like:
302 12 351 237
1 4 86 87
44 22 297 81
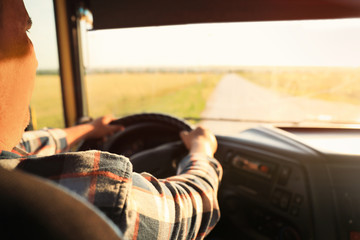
200 74 360 134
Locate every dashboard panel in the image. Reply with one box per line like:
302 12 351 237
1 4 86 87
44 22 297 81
207 126 360 240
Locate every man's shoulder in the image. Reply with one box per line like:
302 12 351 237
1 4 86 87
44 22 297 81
50 150 130 164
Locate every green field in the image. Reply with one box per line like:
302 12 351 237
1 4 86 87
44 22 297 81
30 74 64 129
30 72 222 129
30 67 360 129
86 73 221 119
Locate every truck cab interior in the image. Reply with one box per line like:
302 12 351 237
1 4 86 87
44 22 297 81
3 0 360 239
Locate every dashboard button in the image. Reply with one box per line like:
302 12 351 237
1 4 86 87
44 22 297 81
290 206 300 216
259 165 270 174
272 189 283 205
272 188 292 212
278 166 292 186
293 194 303 205
280 191 291 211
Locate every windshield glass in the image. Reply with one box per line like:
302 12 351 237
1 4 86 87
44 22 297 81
84 19 360 134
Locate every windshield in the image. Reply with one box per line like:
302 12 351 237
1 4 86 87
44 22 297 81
83 19 360 134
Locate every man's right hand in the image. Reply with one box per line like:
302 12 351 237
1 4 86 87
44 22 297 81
180 126 217 158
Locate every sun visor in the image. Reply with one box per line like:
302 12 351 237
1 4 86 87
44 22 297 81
88 0 360 30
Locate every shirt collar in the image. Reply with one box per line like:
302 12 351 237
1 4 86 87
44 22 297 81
0 150 21 159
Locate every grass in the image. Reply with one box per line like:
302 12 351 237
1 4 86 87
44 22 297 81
238 67 360 105
30 72 222 129
85 73 220 120
30 74 64 129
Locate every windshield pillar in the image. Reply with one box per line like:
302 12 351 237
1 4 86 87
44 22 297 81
53 0 90 127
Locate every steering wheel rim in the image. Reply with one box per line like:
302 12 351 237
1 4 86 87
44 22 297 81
101 113 191 155
109 113 192 132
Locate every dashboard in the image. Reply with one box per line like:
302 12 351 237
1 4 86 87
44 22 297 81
207 126 360 240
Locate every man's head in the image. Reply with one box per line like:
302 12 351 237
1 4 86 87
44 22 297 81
0 0 38 151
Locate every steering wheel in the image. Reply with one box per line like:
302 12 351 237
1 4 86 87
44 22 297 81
80 113 192 178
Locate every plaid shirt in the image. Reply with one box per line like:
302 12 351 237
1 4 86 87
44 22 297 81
0 129 223 240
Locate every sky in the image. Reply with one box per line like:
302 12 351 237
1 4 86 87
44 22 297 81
25 0 360 70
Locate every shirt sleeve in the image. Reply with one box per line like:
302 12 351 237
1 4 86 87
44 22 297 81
15 128 68 156
119 153 223 240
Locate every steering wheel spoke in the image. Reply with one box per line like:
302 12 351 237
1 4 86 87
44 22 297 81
130 141 188 178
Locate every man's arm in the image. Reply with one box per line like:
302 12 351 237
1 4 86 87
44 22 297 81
15 128 68 156
15 115 122 156
114 127 223 239
63 115 123 149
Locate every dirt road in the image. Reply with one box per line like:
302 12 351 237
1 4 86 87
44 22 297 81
200 74 360 134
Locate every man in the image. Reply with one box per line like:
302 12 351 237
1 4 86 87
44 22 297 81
0 0 223 239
